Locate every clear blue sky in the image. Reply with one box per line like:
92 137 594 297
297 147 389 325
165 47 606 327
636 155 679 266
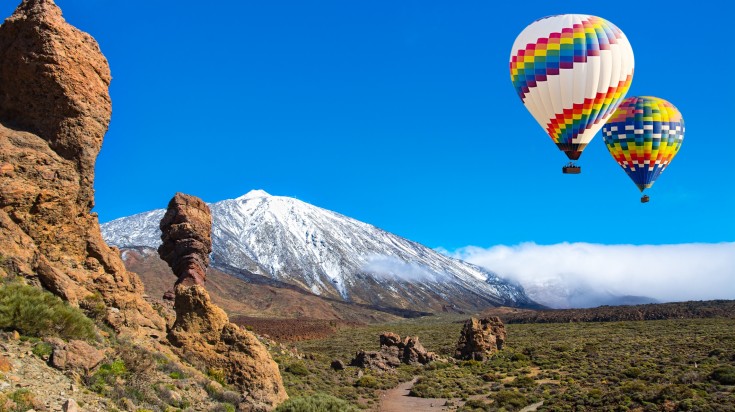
5 0 733 250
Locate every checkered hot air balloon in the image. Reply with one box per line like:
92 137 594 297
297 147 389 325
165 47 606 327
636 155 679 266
602 96 684 203
510 15 635 174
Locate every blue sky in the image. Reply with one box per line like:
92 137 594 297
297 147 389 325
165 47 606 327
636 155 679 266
4 0 733 252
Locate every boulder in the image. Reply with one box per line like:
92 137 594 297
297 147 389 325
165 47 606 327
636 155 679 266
350 332 436 370
330 359 346 371
455 317 506 361
46 338 105 372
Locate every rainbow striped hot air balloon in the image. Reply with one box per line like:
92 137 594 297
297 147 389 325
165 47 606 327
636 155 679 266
510 14 635 173
602 96 685 203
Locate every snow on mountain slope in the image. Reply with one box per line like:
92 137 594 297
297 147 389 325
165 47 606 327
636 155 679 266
102 190 537 311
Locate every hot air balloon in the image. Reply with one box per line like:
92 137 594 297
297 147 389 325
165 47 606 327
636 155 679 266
510 15 635 173
601 96 684 203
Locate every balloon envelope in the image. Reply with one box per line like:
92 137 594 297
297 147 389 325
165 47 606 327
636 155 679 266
602 96 684 192
510 15 635 160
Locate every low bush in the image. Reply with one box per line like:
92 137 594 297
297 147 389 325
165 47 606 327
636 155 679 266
354 375 379 388
0 281 96 341
710 366 735 385
32 341 53 358
285 362 309 376
274 393 358 412
492 389 528 408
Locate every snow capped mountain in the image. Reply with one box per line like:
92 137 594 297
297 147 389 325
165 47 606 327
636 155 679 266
102 190 537 312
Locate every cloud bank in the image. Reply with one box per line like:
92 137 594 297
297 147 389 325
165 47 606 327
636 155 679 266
446 242 735 308
362 255 443 282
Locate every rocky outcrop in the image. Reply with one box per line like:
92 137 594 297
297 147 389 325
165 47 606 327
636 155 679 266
455 317 506 361
45 338 105 372
0 0 165 337
351 332 437 371
160 193 287 411
158 193 212 287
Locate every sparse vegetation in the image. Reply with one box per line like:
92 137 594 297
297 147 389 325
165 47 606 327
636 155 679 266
273 314 735 410
31 341 53 358
0 280 97 341
274 393 359 412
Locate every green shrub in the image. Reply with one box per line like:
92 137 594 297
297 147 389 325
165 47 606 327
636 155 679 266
492 389 528 408
0 281 96 341
460 399 490 411
710 366 735 385
88 359 128 394
7 388 38 410
208 368 227 386
274 393 358 411
80 292 107 321
354 375 379 388
32 341 53 358
213 403 237 412
285 362 309 376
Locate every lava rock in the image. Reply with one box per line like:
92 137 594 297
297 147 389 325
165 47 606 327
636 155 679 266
455 317 506 361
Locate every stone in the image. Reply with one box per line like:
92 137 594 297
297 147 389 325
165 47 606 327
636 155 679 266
158 193 212 286
0 354 12 372
454 317 507 361
330 359 346 371
47 338 105 372
62 398 79 412
159 194 287 410
0 0 165 338
350 332 436 370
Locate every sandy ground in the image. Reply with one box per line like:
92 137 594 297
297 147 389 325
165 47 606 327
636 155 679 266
378 377 454 412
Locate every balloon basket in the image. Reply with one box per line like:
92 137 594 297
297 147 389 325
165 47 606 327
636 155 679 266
562 163 581 174
641 195 650 203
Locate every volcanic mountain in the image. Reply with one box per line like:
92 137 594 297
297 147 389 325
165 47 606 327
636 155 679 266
102 190 538 313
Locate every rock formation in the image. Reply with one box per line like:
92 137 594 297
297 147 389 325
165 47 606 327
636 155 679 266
351 332 437 370
0 0 165 337
159 193 287 411
45 338 105 372
158 194 212 286
455 317 506 361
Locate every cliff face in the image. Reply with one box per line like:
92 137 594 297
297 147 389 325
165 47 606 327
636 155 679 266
0 0 165 337
159 193 288 411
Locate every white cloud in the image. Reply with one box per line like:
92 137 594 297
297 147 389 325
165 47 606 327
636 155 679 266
362 254 443 282
446 242 735 308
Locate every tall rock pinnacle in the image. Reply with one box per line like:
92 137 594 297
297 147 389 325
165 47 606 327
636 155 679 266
158 193 212 286
159 193 288 411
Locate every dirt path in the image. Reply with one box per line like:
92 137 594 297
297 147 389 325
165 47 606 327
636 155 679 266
378 377 453 411
520 401 544 411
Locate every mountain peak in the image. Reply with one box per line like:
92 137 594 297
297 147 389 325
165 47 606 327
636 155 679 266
237 189 272 201
102 192 537 311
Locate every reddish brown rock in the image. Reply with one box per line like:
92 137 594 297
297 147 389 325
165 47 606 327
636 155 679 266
455 317 507 361
158 193 212 286
160 193 287 410
46 338 105 372
351 332 436 370
0 354 12 372
0 0 165 337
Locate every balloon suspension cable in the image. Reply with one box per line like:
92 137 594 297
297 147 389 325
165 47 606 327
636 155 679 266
562 162 581 174
640 194 650 203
